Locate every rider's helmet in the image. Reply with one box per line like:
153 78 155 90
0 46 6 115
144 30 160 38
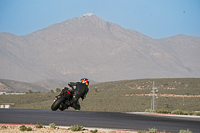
80 78 89 86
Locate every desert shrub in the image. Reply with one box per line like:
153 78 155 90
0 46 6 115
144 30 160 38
49 123 56 129
179 129 193 133
70 125 83 131
160 130 167 133
188 112 194 115
138 131 146 133
195 112 200 116
171 109 184 115
26 127 32 131
28 90 33 94
36 124 43 128
156 109 171 114
149 127 158 133
0 125 7 129
19 125 32 131
90 129 98 133
183 111 189 115
20 125 26 131
145 109 155 113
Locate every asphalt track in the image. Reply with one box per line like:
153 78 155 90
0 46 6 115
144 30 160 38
0 109 200 133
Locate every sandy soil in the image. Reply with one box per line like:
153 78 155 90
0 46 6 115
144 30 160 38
0 125 137 133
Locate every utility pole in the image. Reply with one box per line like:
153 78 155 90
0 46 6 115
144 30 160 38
151 81 158 111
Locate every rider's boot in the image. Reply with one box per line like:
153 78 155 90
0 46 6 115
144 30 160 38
71 102 80 110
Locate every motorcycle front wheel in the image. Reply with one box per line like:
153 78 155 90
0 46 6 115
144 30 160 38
51 97 66 111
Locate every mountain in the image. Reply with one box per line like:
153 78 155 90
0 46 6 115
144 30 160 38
0 79 49 92
0 14 200 83
0 78 98 93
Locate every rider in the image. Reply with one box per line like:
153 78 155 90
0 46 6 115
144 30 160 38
68 78 89 110
59 78 89 110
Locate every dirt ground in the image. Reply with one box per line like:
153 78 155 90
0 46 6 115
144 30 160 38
0 125 137 133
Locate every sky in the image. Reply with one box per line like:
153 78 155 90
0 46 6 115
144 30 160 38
0 0 200 39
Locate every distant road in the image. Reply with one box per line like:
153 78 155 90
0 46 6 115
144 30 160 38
0 109 200 133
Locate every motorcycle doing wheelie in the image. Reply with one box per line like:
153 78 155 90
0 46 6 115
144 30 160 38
51 87 76 111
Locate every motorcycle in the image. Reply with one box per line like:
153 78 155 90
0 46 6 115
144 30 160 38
51 87 74 111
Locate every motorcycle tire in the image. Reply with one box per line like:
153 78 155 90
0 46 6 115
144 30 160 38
51 97 66 111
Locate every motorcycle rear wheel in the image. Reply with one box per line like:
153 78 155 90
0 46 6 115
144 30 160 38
51 97 66 111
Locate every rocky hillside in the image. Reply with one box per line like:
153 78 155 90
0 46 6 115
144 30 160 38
0 14 200 82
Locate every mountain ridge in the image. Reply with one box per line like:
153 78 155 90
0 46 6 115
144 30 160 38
0 15 200 82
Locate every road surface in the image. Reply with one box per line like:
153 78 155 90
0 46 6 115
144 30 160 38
0 109 200 133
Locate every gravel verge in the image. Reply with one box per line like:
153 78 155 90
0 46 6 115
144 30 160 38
0 125 137 133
